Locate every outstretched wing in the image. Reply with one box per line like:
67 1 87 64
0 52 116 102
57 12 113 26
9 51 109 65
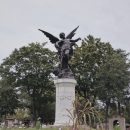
38 29 59 43
66 26 79 39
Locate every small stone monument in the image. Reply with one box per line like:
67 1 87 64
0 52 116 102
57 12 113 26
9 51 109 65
39 26 81 125
108 116 126 130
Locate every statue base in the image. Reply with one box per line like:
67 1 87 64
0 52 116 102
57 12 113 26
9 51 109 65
53 67 74 79
54 78 76 126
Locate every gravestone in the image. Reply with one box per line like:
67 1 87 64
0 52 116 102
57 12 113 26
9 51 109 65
108 116 126 130
5 118 14 128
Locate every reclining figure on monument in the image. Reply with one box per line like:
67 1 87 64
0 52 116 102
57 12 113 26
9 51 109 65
39 26 81 78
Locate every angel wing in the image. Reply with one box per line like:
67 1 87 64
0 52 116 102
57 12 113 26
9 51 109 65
38 29 59 44
66 26 79 39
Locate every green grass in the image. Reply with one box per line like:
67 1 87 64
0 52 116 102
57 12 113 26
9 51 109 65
0 127 103 130
113 126 121 130
0 128 58 130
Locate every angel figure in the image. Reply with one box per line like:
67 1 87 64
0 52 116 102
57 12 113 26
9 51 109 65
39 26 81 78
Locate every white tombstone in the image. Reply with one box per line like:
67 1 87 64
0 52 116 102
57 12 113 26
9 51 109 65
54 78 76 126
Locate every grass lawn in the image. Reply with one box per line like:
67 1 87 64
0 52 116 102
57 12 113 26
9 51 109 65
0 128 62 130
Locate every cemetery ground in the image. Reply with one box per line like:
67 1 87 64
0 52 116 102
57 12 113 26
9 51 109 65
0 128 57 130
0 126 124 130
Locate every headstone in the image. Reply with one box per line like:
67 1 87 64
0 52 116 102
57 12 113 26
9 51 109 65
108 116 126 130
54 78 76 126
5 118 14 128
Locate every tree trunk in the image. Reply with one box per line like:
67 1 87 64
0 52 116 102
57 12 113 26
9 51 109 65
105 99 110 130
32 95 37 126
83 90 87 99
117 101 121 115
92 94 97 107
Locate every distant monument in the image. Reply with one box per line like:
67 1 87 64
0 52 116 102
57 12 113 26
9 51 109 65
108 116 126 130
39 26 81 125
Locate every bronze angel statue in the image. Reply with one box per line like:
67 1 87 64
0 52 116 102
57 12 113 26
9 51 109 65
39 26 81 78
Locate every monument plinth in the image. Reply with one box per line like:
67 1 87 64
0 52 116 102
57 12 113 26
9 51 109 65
54 78 76 126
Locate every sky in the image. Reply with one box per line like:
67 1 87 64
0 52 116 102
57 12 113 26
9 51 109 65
0 0 130 63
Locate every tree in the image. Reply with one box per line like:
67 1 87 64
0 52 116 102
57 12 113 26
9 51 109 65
96 49 130 124
0 43 56 123
71 35 114 102
71 35 130 123
14 108 31 121
0 79 19 119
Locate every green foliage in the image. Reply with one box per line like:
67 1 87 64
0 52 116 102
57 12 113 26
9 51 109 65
0 79 19 118
35 120 41 130
0 128 58 130
71 35 114 101
14 108 31 120
71 35 130 122
113 125 121 130
41 102 55 124
67 96 102 129
97 49 130 100
0 43 56 123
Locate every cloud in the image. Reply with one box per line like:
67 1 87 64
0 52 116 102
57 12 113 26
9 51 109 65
0 0 130 62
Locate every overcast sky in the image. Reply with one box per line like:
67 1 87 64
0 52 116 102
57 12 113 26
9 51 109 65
0 0 130 63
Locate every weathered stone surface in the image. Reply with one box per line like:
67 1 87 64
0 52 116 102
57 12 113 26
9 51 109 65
108 116 126 130
54 78 76 126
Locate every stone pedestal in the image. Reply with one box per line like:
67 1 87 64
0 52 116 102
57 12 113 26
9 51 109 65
54 78 76 126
